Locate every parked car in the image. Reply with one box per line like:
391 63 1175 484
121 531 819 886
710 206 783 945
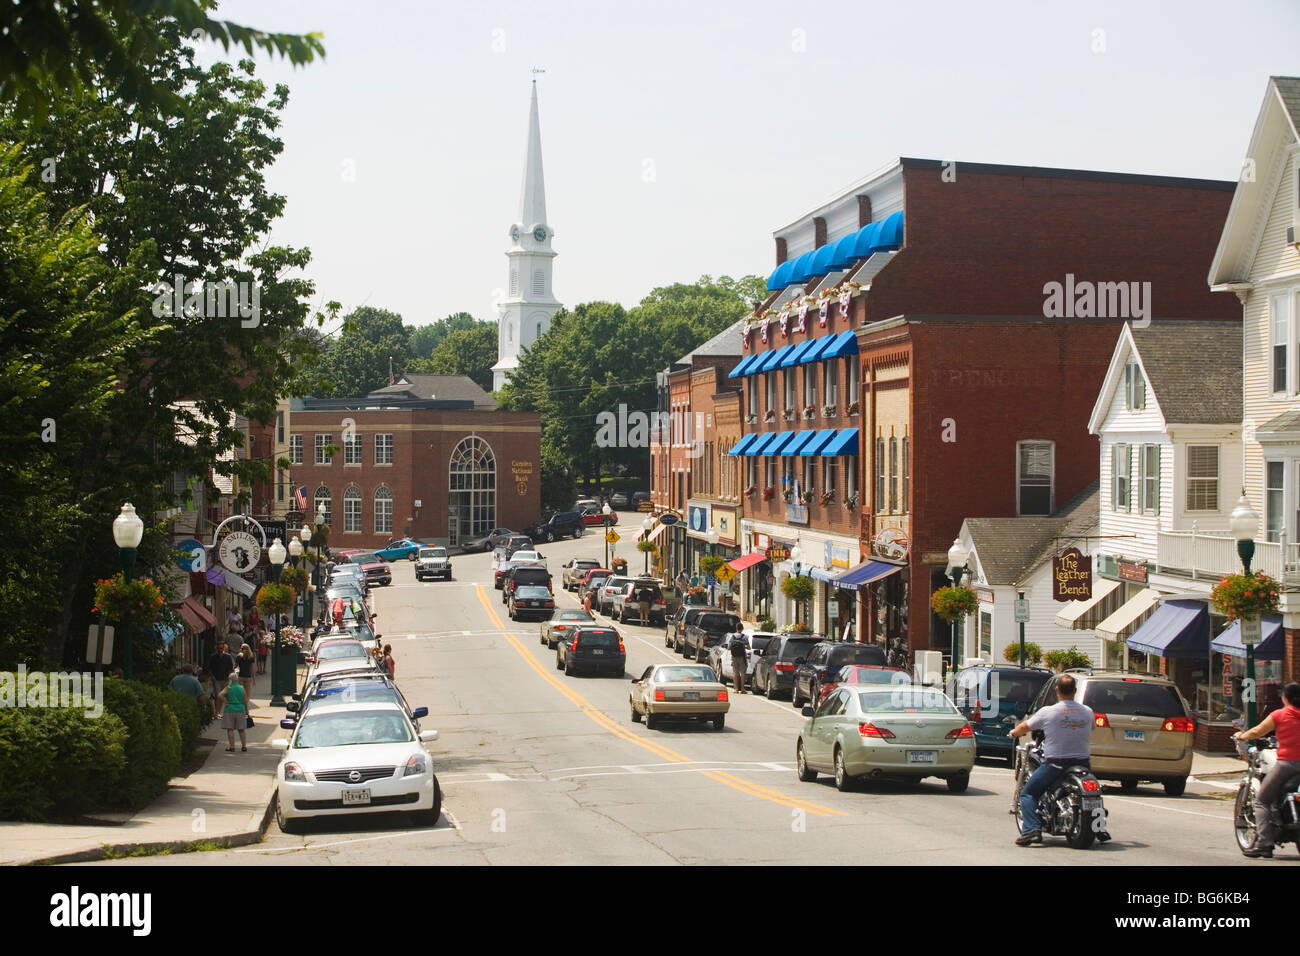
664 605 712 652
573 498 600 512
752 633 822 700
682 609 743 662
579 507 619 526
285 672 427 731
272 701 441 833
791 641 889 709
1025 671 1195 795
579 569 614 606
503 535 537 557
414 546 453 581
608 492 631 509
795 685 975 792
325 564 367 591
945 664 1055 764
609 580 667 625
303 641 382 688
540 609 596 649
502 564 553 604
708 630 777 687
562 558 603 590
494 558 539 590
631 491 651 507
594 575 635 615
556 625 626 677
815 664 910 705
345 552 391 587
524 511 585 543
630 663 729 730
462 528 516 553
374 538 422 562
509 584 556 621
509 549 547 566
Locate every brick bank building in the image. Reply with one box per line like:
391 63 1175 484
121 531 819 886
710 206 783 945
289 375 540 549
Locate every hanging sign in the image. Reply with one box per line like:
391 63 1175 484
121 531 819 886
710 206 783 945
218 531 261 574
1052 547 1093 602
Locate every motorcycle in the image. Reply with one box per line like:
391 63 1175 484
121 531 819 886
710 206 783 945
1233 736 1300 854
1011 735 1106 849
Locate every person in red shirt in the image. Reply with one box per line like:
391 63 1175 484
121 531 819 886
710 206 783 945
1234 681 1300 858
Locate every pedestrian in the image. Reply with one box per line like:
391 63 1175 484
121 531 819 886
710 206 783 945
227 606 243 636
236 643 256 705
728 630 749 694
636 586 652 626
248 606 261 633
208 640 236 688
255 630 269 675
382 643 395 677
169 663 208 709
217 674 249 752
675 569 688 596
1233 681 1300 858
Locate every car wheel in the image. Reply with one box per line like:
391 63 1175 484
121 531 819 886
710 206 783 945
766 675 779 700
695 648 707 663
791 682 804 709
712 714 725 731
645 712 659 730
796 741 817 782
555 653 563 670
946 772 970 794
1119 778 1138 794
545 529 555 543
631 702 642 723
834 747 854 792
408 552 417 561
412 780 442 827
540 630 547 645
564 658 573 676
1163 777 1187 797
275 793 303 835
809 682 819 706
666 629 673 648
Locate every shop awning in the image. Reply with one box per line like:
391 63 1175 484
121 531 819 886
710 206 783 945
767 259 797 291
745 432 779 456
1095 588 1162 641
810 567 840 582
175 596 217 633
800 334 838 364
765 432 801 455
801 429 839 456
818 330 859 360
1126 600 1211 659
811 243 838 275
781 338 819 366
644 522 670 545
820 428 859 457
1211 614 1285 660
1054 578 1121 629
728 433 758 456
728 551 769 572
781 430 817 456
831 560 905 592
829 232 861 270
751 347 785 374
727 353 760 378
790 250 818 284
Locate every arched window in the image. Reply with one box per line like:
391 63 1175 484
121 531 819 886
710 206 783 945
448 436 496 547
314 485 331 528
343 486 362 533
374 486 393 535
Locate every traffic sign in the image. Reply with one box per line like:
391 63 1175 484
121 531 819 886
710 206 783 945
1014 598 1030 623
605 530 620 543
715 564 737 582
1242 615 1262 646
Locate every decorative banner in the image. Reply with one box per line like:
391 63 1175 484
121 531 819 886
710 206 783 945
798 299 809 328
761 321 769 344
818 299 829 327
218 531 261 574
742 323 749 351
839 287 853 318
1052 547 1093 602
779 310 789 338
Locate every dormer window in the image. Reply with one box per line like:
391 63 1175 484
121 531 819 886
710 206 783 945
1124 360 1146 410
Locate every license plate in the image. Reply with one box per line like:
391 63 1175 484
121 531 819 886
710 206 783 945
1124 730 1146 742
592 648 604 655
684 692 700 701
908 751 936 764
341 788 371 806
1081 796 1102 810
527 601 538 606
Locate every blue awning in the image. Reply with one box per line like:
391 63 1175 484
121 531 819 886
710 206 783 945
810 243 837 275
745 432 779 456
810 567 839 583
1126 600 1210 659
757 345 791 373
819 329 859 360
728 353 759 378
852 221 882 257
790 250 818 284
829 232 861 270
802 429 839 456
800 334 838 364
820 428 860 457
1210 614 1285 660
832 560 905 592
767 259 796 291
766 432 802 455
728 433 758 456
781 338 818 366
781 430 817 456
874 210 904 250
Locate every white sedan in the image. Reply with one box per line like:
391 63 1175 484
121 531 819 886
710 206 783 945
708 631 778 686
272 701 441 832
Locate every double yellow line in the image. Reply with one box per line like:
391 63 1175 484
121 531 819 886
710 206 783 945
476 587 845 819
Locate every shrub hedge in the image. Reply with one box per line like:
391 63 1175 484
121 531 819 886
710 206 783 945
0 707 128 821
99 678 182 810
163 688 200 760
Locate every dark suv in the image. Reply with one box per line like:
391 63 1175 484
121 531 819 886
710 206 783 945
525 511 585 543
666 606 714 653
682 610 743 662
946 664 1055 763
752 633 822 700
556 625 626 677
790 641 888 708
502 564 553 604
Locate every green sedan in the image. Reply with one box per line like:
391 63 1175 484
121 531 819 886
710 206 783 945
795 685 975 793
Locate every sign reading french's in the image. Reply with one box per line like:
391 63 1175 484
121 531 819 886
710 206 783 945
1052 547 1092 603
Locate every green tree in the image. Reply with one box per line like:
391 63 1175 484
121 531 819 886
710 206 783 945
419 323 498 392
313 306 411 397
409 311 479 360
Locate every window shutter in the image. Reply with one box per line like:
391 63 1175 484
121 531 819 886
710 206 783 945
1152 444 1160 513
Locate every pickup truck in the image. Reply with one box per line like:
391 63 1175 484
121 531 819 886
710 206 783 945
682 610 743 663
562 558 603 591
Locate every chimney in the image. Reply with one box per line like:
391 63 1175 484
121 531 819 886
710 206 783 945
775 236 787 267
857 195 872 227
813 216 827 248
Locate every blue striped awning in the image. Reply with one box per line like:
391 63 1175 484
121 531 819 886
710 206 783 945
800 334 837 364
727 353 760 378
819 330 859 360
781 338 818 366
745 432 780 457
728 433 758 456
820 428 860 456
752 345 789 373
802 429 839 456
1210 614 1284 660
831 560 905 592
766 432 802 455
1126 600 1210 659
780 430 817 456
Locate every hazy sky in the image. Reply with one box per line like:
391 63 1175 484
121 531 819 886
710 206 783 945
213 0 1299 331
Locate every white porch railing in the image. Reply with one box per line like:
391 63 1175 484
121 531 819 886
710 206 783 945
1156 527 1300 581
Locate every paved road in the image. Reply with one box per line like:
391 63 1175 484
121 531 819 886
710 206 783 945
109 532 1262 866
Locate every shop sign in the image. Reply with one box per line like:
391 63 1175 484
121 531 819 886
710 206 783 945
766 545 791 562
786 503 808 525
871 527 909 561
825 542 852 570
687 504 710 535
511 459 533 496
975 587 995 604
218 531 261 574
1117 560 1148 584
1242 614 1262 646
1052 547 1093 602
753 532 770 550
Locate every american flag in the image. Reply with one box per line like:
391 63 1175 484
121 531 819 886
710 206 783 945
294 485 308 510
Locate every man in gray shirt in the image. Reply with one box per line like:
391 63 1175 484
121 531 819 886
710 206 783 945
1008 673 1107 846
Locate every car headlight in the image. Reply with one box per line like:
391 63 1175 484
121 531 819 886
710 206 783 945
404 754 427 777
284 761 308 782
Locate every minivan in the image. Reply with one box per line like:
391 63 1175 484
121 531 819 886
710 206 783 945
945 664 1054 763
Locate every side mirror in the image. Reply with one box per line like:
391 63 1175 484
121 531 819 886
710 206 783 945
411 706 428 719
285 701 299 713
419 729 440 742
271 738 290 750
801 706 815 718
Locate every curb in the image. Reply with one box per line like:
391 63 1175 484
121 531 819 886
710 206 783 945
14 782 278 867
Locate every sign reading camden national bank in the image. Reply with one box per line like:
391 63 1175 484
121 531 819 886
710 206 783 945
1053 548 1093 602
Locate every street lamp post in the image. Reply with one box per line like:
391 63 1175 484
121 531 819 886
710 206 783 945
706 527 720 605
1230 496 1261 728
112 503 144 679
947 537 971 672
288 535 303 627
603 502 613 568
312 505 325 623
790 544 804 628
641 517 653 575
268 537 287 708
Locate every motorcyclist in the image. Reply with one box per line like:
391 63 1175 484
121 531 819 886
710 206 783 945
1008 673 1110 846
1233 681 1300 859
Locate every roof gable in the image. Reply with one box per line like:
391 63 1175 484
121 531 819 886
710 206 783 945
963 484 1100 587
370 374 497 409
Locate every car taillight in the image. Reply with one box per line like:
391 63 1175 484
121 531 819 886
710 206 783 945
548 581 553 593
774 662 794 672
655 599 665 606
1080 779 1100 792
717 690 728 701
618 640 625 653
1162 716 1195 733
570 638 578 652
1094 713 1109 728
971 699 982 723
858 722 895 739
654 689 665 701
946 724 974 739
555 624 567 631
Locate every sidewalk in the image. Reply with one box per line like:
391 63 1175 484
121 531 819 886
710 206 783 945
1191 750 1247 777
0 692 288 866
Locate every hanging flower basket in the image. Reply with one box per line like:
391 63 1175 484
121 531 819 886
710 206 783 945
256 582 296 616
636 539 656 554
93 573 165 624
931 585 979 623
280 566 309 595
845 493 859 511
763 487 775 501
274 626 305 650
698 555 726 579
611 557 628 573
782 488 793 502
820 491 835 506
1210 571 1280 622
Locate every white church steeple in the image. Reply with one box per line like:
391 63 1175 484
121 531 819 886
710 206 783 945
493 79 561 392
